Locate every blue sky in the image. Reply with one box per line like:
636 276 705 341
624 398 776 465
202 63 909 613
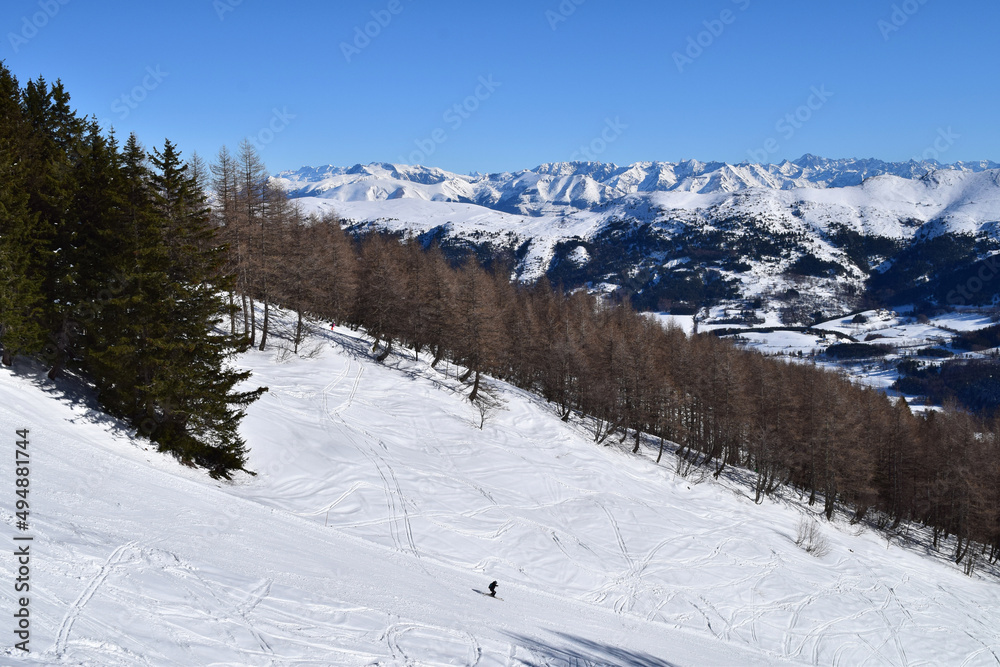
2 0 997 174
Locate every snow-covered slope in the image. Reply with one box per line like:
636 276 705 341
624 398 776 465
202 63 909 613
3 319 999 665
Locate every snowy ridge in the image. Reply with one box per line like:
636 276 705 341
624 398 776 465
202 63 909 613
2 315 999 665
274 155 1000 218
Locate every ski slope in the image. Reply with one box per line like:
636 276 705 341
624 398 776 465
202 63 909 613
1 320 999 665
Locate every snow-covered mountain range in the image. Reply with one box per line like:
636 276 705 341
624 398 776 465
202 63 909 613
276 156 1000 318
275 155 1000 217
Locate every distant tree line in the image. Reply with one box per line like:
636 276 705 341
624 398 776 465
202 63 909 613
953 323 1000 352
896 357 1000 417
0 63 263 478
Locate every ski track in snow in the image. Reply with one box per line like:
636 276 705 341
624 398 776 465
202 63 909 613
386 622 482 666
236 579 274 659
50 541 139 657
319 360 422 560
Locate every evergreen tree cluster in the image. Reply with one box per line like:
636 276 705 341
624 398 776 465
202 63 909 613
0 63 264 478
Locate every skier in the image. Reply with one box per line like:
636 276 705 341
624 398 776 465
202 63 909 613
488 580 498 597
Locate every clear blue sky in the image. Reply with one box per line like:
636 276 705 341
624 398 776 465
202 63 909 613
2 0 997 174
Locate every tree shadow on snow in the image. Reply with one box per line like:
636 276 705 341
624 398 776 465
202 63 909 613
1 355 140 442
505 630 679 667
326 328 476 399
323 329 375 361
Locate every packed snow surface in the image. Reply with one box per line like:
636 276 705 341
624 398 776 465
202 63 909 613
2 322 999 665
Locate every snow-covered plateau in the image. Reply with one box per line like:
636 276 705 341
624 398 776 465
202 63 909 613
2 315 999 666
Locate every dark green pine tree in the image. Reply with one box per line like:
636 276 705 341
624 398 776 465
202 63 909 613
71 122 125 321
0 63 47 365
146 139 265 478
19 76 86 378
81 133 171 422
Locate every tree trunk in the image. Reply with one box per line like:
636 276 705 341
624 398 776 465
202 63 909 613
293 310 303 354
241 293 250 343
595 416 625 445
248 296 257 347
258 301 269 351
469 369 481 402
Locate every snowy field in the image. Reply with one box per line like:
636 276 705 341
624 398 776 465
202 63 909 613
929 311 998 332
732 330 830 356
2 320 1000 665
660 307 1000 409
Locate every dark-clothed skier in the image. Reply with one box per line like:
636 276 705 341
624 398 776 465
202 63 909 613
488 581 498 597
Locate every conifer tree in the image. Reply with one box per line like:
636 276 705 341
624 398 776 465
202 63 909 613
146 139 266 477
312 211 358 325
235 139 270 346
0 67 262 478
356 234 405 361
82 134 165 418
452 261 503 401
19 76 84 377
0 64 47 364
210 145 242 336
